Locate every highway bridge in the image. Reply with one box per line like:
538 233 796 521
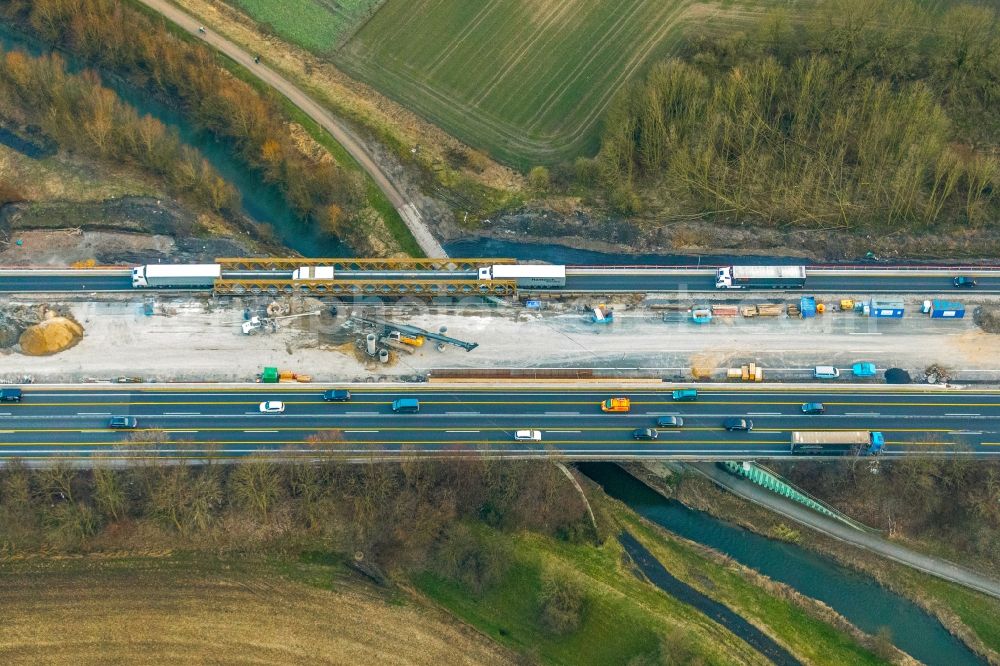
2 264 999 295
1 385 996 464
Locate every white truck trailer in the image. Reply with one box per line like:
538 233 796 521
131 264 221 288
292 266 335 280
478 264 566 288
715 265 807 289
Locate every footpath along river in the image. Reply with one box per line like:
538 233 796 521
578 462 983 665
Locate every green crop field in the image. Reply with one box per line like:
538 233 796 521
336 0 767 166
228 0 382 53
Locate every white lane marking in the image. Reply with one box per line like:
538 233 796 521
945 413 980 417
546 411 581 415
165 412 201 415
78 412 111 416
0 412 10 416
446 411 480 415
845 412 879 417
951 431 983 435
243 429 278 433
345 411 379 416
747 412 781 416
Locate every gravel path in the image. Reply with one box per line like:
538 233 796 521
690 462 1000 599
136 0 447 257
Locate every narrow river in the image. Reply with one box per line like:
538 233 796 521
0 25 349 257
578 463 983 665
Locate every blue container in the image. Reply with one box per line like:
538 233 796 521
869 300 904 318
930 300 964 319
800 296 816 318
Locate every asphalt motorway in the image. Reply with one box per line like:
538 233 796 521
2 386 998 463
2 269 1000 294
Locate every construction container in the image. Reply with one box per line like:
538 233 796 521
869 299 905 318
930 300 965 319
839 299 855 311
799 296 817 318
260 367 279 383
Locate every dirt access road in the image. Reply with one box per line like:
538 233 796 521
136 0 447 257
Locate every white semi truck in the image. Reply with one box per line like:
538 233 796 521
478 264 566 288
131 264 221 288
715 265 807 289
790 431 884 456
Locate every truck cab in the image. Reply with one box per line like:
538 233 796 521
715 268 733 289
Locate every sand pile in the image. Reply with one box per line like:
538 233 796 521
19 316 84 355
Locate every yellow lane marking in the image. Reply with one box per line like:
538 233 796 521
0 426 954 435
26 386 1000 394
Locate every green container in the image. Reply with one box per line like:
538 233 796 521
261 367 279 383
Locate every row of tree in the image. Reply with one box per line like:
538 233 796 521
0 51 237 212
2 0 368 237
0 440 590 570
775 457 1000 566
594 0 1000 230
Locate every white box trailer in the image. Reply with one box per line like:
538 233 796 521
790 430 884 456
479 264 566 288
132 264 221 288
716 265 807 289
292 266 335 280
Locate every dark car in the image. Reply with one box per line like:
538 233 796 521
323 389 352 402
632 428 659 440
953 276 977 288
656 415 684 428
723 418 753 432
801 402 825 415
0 388 22 402
108 416 137 429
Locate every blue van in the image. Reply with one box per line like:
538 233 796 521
391 398 420 413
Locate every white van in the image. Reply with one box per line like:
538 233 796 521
814 366 841 379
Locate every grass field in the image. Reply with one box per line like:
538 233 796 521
335 0 768 166
0 555 513 665
228 0 382 52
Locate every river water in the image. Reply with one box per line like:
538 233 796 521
0 25 349 257
578 463 983 666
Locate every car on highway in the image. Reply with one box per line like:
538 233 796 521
671 389 698 401
108 416 137 429
632 428 658 440
724 418 753 432
323 389 351 402
392 398 420 413
259 400 285 414
953 276 977 288
514 430 542 441
0 388 22 402
801 402 826 415
851 362 876 377
656 415 684 428
601 397 631 412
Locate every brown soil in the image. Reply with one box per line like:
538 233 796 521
0 560 515 665
18 316 84 356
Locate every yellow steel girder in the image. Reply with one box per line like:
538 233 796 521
214 257 517 271
213 279 517 297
